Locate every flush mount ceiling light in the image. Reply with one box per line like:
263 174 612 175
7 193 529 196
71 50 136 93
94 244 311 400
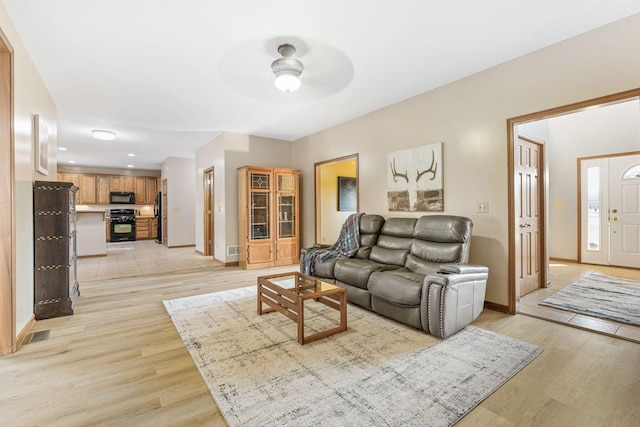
271 43 304 93
91 129 116 140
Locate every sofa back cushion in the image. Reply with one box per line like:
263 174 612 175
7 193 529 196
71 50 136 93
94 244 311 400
355 214 384 259
406 215 473 273
369 218 416 266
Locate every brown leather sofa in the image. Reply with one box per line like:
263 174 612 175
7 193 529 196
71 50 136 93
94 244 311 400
301 214 488 338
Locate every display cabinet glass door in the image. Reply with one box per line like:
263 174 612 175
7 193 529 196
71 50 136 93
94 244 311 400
277 174 296 238
250 173 271 240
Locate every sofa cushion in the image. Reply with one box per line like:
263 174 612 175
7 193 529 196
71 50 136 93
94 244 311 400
333 258 396 290
313 257 339 280
413 215 472 263
368 269 424 306
354 214 384 259
368 218 416 266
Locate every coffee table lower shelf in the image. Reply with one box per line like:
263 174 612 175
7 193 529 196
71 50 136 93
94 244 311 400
257 272 347 345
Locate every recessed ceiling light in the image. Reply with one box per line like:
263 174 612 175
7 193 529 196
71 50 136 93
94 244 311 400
68 160 76 163
91 129 116 140
127 153 135 157
58 147 68 151
127 164 134 168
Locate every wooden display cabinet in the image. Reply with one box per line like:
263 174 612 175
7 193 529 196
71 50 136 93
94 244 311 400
238 166 299 269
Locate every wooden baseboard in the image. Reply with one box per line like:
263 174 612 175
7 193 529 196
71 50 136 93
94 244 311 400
223 261 239 267
484 301 511 314
16 315 36 350
78 254 107 259
167 244 196 249
549 257 578 264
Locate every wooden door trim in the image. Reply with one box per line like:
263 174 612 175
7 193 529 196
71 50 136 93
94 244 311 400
0 27 14 355
313 154 359 244
203 167 214 257
506 88 640 314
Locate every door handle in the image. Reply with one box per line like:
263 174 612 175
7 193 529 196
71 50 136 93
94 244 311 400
611 216 618 221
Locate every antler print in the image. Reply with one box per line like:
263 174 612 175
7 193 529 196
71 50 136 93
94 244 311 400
416 150 437 181
390 158 409 183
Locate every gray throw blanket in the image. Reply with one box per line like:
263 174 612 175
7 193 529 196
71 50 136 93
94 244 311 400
302 212 364 275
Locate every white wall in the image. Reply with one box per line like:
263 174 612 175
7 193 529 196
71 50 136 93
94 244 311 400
0 2 57 335
161 157 196 247
292 13 640 307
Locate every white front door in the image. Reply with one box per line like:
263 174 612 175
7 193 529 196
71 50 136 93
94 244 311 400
609 154 640 267
580 153 640 268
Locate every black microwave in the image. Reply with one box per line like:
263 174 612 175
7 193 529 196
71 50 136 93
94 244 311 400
110 191 135 204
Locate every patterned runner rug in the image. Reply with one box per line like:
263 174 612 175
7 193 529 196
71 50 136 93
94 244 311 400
540 272 640 326
164 286 541 427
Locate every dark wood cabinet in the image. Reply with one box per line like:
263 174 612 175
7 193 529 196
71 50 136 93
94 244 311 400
33 181 79 320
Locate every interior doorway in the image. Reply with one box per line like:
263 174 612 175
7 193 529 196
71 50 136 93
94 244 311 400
507 88 640 314
203 167 215 257
0 29 13 355
314 154 358 245
515 136 545 298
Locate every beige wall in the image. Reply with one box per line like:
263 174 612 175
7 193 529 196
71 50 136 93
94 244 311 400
0 2 57 335
161 157 196 247
292 13 640 306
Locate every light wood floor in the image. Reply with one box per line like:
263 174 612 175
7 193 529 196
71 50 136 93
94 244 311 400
518 262 640 343
2 244 639 426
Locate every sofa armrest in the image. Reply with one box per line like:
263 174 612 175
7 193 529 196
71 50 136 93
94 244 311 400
439 264 489 275
421 265 488 338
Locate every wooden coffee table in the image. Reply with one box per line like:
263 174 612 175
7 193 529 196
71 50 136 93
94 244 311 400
257 272 347 345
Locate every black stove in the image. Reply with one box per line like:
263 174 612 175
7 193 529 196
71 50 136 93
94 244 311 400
109 209 136 242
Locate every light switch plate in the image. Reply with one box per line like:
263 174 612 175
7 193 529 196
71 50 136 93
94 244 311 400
477 201 489 213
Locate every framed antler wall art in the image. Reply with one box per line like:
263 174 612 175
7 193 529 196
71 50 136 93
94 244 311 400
387 142 443 211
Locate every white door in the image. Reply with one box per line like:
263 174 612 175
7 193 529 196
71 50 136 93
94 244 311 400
580 154 640 268
609 154 640 267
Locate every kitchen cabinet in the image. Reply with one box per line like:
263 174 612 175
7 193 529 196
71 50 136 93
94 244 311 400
110 175 135 192
58 172 158 205
97 175 111 204
237 166 299 269
33 180 79 320
78 174 97 204
135 177 158 204
135 217 158 240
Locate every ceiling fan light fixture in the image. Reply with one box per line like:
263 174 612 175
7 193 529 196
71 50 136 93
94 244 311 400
91 129 116 140
271 43 304 94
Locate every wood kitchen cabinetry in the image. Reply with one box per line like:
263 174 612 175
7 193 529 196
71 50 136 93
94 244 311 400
238 166 299 269
33 181 79 320
57 172 158 205
135 217 158 240
109 175 135 192
135 176 158 204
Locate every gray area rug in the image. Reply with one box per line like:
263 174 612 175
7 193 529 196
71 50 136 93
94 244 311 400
164 287 542 427
540 272 640 326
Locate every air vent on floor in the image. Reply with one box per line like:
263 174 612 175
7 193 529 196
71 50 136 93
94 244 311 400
27 330 50 344
227 246 239 256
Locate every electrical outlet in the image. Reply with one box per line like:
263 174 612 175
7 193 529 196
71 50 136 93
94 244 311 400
476 201 489 213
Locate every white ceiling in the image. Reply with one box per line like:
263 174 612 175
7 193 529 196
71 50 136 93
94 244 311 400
5 1 640 170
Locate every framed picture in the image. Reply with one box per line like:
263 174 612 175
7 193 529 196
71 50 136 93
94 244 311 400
33 114 49 175
337 176 357 211
387 142 443 211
